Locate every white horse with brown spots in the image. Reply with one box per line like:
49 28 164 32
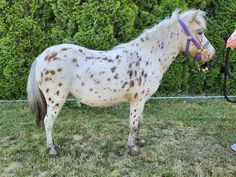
27 9 215 156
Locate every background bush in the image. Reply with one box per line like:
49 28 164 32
0 0 236 99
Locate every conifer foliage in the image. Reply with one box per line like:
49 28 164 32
0 0 236 99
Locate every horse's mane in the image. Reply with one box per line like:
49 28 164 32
114 9 206 49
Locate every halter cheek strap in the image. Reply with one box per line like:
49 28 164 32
178 17 209 63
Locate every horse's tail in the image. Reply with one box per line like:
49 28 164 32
27 60 47 126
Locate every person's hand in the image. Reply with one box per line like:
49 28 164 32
227 30 236 49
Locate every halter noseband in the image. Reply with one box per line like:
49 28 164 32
178 17 209 63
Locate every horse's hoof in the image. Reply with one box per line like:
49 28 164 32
53 143 60 150
128 146 140 156
139 139 146 147
47 147 58 157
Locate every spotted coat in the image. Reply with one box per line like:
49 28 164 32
27 9 215 156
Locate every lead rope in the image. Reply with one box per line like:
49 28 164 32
223 47 236 103
198 44 236 103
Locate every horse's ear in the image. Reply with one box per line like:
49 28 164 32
190 10 200 23
171 9 181 23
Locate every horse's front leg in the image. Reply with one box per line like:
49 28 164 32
137 113 146 147
128 100 146 155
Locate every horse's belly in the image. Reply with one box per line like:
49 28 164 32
70 77 129 107
73 90 128 107
80 97 127 107
70 63 130 107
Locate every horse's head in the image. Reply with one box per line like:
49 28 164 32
175 10 215 64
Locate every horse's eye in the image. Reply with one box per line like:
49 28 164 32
198 31 203 35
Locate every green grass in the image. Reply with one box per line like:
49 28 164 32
0 99 236 177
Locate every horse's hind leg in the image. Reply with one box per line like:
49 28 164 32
44 95 67 156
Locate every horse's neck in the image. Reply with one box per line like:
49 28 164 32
134 21 183 72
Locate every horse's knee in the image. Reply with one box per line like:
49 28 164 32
131 123 139 133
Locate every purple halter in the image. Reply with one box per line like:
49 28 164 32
178 17 209 63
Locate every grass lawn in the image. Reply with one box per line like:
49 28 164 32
0 99 236 177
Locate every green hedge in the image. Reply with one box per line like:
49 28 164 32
0 0 236 99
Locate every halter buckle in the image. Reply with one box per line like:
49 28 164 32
187 36 192 40
198 48 205 53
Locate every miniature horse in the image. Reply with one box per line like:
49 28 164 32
27 9 215 156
